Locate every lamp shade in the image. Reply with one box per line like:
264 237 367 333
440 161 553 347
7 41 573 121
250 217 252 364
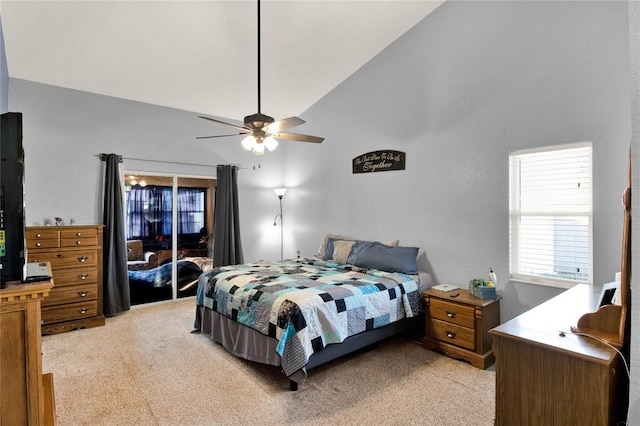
273 188 287 198
264 136 279 152
241 135 257 151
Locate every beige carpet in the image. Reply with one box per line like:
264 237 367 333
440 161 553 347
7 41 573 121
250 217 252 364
42 298 496 425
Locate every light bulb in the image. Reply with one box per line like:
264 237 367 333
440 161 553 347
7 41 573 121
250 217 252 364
241 135 256 151
252 143 265 155
264 136 279 152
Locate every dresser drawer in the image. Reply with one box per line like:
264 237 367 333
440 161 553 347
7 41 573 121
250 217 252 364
60 236 98 247
26 228 59 241
42 300 98 324
28 250 98 268
48 266 98 286
60 227 97 240
42 284 98 307
26 238 59 250
429 318 475 351
429 298 475 328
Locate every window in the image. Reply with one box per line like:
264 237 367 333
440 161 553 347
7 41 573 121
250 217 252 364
126 185 207 241
509 142 592 288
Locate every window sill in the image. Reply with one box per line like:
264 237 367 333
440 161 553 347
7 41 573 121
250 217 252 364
509 274 591 290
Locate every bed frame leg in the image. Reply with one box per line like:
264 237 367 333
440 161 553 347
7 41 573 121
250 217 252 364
289 380 298 391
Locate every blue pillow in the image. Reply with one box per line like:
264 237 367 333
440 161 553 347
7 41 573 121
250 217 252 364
347 241 418 274
322 238 340 260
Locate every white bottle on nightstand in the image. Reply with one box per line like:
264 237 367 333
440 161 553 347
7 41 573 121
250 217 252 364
488 267 497 287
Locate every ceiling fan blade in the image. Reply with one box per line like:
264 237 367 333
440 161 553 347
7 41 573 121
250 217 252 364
273 132 324 144
199 116 249 132
267 117 305 133
195 132 249 140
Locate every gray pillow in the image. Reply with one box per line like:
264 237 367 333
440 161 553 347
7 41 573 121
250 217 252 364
347 241 418 274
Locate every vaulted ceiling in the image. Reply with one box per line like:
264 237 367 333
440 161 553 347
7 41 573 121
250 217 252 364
1 0 444 122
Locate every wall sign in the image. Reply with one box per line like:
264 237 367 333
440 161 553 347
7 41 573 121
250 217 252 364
352 150 406 174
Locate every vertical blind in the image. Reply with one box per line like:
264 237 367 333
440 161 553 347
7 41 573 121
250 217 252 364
509 142 592 287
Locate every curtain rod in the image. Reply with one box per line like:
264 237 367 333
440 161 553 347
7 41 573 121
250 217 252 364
97 154 241 169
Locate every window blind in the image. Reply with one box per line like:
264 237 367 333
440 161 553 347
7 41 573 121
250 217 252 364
509 142 592 287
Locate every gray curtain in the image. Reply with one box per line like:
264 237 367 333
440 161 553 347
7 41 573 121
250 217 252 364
101 153 130 315
213 165 244 267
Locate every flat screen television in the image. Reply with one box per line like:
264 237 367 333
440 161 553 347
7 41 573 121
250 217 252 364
0 112 26 286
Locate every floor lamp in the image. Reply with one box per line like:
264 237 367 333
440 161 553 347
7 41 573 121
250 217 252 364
273 188 287 260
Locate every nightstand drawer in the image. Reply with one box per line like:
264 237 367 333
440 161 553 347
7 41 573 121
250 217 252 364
429 318 475 350
430 298 475 328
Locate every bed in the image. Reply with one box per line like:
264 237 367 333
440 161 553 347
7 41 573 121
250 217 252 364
192 235 431 390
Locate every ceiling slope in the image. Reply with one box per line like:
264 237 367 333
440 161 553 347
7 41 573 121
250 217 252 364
1 0 444 120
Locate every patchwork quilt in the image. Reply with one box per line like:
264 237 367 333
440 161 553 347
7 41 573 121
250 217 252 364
196 258 422 376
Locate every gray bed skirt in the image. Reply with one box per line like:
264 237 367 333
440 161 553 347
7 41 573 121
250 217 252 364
193 304 421 389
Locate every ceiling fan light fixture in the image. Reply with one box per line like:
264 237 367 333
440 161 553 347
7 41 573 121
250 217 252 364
252 143 265 155
264 136 279 152
241 135 257 151
196 0 324 153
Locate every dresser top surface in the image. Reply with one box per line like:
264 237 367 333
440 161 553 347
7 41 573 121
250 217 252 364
490 284 619 364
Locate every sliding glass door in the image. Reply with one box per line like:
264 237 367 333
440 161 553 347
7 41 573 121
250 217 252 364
124 173 215 305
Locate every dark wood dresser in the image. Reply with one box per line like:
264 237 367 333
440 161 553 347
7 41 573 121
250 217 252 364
26 225 105 334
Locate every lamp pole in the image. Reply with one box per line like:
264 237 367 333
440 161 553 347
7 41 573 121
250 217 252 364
273 188 287 260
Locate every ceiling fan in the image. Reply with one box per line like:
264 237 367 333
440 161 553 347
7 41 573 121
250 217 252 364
197 0 324 155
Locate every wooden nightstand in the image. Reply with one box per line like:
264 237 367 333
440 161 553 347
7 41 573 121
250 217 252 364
422 288 500 369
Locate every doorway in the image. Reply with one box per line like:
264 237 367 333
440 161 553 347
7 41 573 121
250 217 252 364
124 173 215 305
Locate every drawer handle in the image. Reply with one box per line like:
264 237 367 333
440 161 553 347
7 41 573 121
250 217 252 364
79 308 89 314
445 310 456 318
76 241 82 245
78 291 89 297
35 242 42 247
79 274 89 280
77 256 88 262
445 330 457 339
76 232 82 236
36 233 42 238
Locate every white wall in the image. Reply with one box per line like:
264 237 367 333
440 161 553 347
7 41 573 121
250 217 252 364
9 79 291 262
294 0 631 320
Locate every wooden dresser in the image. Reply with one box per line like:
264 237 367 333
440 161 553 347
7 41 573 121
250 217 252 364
0 276 56 425
26 225 105 334
422 288 501 369
490 284 628 425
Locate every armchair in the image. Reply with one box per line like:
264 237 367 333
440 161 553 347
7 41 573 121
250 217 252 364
126 240 158 271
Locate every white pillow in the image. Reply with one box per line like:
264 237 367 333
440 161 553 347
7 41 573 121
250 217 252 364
315 233 360 258
332 240 357 264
